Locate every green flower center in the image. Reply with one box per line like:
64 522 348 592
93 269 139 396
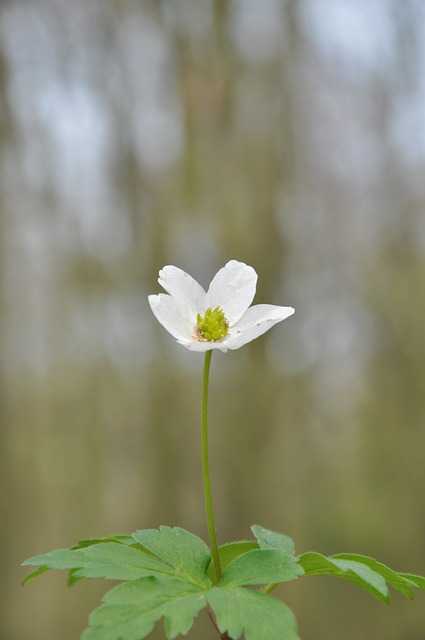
194 306 229 342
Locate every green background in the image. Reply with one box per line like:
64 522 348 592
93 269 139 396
2 1 424 638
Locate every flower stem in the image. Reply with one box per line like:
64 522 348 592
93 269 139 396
201 350 222 583
207 605 231 639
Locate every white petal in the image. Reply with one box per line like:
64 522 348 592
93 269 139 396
205 260 257 324
178 339 228 353
148 294 193 342
224 304 294 350
158 266 206 318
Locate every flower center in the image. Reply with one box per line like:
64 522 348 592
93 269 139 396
194 306 229 342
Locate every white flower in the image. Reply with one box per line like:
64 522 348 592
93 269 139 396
148 260 294 352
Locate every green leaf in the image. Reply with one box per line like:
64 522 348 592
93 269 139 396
399 572 425 590
251 525 296 556
132 526 211 589
207 541 258 581
332 553 425 600
297 551 389 601
221 549 304 588
332 559 389 599
22 537 134 586
23 524 425 640
66 536 149 586
22 542 177 582
208 586 300 640
81 576 207 640
71 535 142 550
21 565 51 586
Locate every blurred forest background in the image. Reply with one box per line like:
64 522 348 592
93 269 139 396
2 0 425 639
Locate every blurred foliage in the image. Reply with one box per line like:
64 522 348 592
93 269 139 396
1 1 425 639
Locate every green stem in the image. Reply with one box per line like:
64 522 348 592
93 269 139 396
201 350 222 583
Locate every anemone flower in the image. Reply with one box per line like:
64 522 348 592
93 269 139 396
148 260 294 352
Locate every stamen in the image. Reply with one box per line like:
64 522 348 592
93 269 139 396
193 306 229 342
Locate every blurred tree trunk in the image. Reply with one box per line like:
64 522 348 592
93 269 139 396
0 41 15 632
